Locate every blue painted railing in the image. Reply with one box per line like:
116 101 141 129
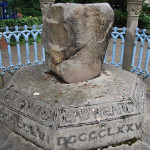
131 28 150 78
0 25 150 78
104 27 126 68
0 25 45 76
104 27 150 78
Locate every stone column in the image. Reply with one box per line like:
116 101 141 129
39 0 55 18
122 0 143 71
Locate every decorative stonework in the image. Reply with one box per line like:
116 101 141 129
0 64 145 150
39 0 55 17
127 0 143 16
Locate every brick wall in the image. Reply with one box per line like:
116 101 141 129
0 36 7 50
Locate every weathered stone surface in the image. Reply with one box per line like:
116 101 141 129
0 124 42 150
0 64 145 150
42 3 114 83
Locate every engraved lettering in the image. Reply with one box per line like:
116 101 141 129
121 103 128 113
116 125 124 134
126 102 134 113
126 123 134 132
68 135 77 144
27 102 42 116
37 128 45 140
108 128 115 136
81 108 90 121
89 131 97 140
79 133 87 141
24 123 30 132
9 116 17 124
40 109 53 121
98 130 106 138
97 108 103 118
103 107 113 116
19 100 26 109
62 110 73 123
73 110 82 122
29 126 37 137
112 105 121 115
135 122 142 130
18 120 23 128
90 108 98 119
57 137 67 146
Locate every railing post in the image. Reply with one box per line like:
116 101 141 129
122 0 143 71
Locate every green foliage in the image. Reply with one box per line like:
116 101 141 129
8 0 42 17
10 35 41 46
55 0 109 4
139 13 150 30
114 9 127 27
108 0 127 11
139 3 150 30
1 0 149 31
0 17 42 46
0 16 42 28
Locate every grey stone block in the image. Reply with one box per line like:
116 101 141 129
0 64 145 150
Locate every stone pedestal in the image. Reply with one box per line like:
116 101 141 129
0 64 145 150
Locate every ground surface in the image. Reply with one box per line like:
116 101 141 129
0 40 150 150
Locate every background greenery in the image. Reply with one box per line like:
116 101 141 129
8 0 42 17
3 0 150 30
0 16 42 27
0 0 149 46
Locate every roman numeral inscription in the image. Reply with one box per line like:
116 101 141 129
57 122 142 146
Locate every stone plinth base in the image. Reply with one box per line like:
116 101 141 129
0 65 145 150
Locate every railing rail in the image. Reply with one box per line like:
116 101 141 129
0 24 45 76
0 25 150 78
104 27 150 78
0 25 42 31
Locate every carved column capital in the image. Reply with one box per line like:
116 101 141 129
39 0 55 16
127 0 143 17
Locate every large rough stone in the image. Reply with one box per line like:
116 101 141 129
0 64 145 150
42 3 114 83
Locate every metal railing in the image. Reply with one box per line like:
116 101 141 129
104 27 126 68
104 27 150 78
0 25 45 76
0 25 150 78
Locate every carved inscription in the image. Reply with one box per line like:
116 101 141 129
58 101 139 127
57 122 142 146
0 108 51 144
1 96 55 126
1 93 143 128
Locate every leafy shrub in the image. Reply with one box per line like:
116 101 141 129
113 2 150 30
114 9 127 27
10 35 41 46
8 0 41 17
0 16 42 46
139 3 150 30
0 16 42 28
